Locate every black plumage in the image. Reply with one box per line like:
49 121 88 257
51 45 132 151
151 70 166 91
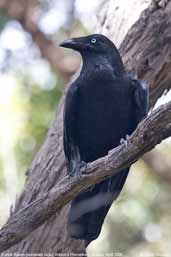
60 34 148 245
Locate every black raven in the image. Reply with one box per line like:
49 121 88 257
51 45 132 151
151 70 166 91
60 34 148 246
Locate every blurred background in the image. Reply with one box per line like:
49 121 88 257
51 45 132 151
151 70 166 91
0 0 171 256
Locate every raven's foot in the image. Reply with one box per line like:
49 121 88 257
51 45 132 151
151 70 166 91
120 134 130 147
155 0 169 8
69 161 87 179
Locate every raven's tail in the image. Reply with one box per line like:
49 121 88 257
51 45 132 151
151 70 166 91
67 168 129 245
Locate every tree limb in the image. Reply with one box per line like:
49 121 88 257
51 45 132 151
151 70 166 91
0 100 171 253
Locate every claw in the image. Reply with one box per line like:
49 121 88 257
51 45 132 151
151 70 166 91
155 0 169 8
79 161 87 170
120 134 130 147
69 161 87 179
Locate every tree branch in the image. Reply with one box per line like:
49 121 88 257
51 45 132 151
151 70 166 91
0 100 171 253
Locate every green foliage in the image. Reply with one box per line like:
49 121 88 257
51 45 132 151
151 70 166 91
14 75 62 181
0 11 9 31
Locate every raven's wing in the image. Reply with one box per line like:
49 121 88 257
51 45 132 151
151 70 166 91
63 83 81 174
68 78 149 245
132 78 149 124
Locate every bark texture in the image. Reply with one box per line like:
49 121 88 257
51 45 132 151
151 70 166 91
120 0 171 107
1 0 171 256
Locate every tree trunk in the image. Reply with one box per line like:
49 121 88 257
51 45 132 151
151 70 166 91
2 0 171 256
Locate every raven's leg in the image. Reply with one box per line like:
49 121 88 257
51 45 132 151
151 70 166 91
69 160 87 178
68 144 87 178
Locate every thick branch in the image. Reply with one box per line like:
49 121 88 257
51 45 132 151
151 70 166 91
0 101 171 253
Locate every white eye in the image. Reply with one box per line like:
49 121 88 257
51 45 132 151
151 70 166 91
91 38 96 44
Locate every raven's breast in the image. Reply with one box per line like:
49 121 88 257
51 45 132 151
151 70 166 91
76 79 134 162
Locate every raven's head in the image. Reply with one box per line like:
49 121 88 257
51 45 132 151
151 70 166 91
60 34 117 55
59 34 124 75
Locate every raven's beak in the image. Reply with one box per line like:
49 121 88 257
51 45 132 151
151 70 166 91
59 38 85 51
59 39 76 48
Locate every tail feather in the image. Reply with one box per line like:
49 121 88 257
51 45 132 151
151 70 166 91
68 168 129 244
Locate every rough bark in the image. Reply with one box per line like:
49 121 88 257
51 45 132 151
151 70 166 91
120 0 171 107
1 0 171 256
0 100 171 253
96 0 151 47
